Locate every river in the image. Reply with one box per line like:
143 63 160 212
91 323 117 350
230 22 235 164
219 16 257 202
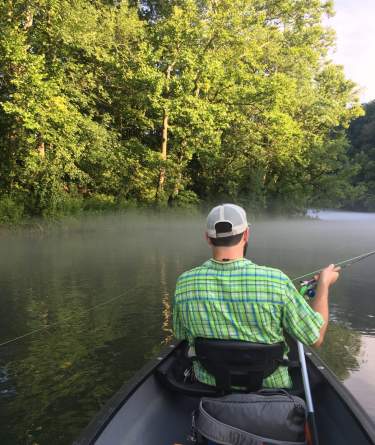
0 210 374 444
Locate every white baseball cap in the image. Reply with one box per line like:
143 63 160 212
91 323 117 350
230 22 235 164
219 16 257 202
206 204 249 238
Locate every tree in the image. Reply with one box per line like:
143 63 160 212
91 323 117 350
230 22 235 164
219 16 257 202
0 0 365 218
346 101 375 210
157 0 363 211
0 1 159 215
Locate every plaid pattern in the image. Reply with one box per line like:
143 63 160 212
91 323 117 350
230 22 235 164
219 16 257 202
173 258 323 388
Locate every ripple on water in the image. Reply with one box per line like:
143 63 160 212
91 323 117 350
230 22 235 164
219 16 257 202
0 366 16 398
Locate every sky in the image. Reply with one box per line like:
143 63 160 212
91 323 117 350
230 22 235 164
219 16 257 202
328 0 375 103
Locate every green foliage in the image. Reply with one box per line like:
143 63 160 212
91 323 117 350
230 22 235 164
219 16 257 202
0 0 367 221
169 190 200 208
83 194 116 213
346 101 375 211
0 195 24 224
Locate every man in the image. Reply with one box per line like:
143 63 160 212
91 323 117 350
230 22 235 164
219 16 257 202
172 203 340 388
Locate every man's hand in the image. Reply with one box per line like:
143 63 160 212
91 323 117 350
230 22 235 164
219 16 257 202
314 264 341 288
311 264 340 348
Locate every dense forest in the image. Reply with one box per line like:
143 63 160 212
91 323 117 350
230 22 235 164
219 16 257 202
0 0 373 222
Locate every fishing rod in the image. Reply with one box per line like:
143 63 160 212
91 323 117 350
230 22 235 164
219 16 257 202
293 250 375 299
294 250 375 445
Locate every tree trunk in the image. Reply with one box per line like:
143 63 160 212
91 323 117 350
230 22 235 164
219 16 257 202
172 172 181 197
156 63 174 200
170 147 186 203
23 10 34 31
157 109 169 195
37 141 45 158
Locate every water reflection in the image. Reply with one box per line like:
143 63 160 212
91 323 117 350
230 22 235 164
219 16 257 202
159 255 173 344
4 294 120 443
318 322 361 380
1 283 164 444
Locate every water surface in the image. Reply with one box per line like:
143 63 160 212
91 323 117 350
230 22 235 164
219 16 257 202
0 211 374 443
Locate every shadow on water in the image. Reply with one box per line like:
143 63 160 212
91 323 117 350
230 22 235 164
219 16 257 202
0 210 374 444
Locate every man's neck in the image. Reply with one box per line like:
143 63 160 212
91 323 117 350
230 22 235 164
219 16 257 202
213 247 244 262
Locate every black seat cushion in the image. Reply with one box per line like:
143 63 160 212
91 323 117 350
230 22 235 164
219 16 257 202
195 337 285 392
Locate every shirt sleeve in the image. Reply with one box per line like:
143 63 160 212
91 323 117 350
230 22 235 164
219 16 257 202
282 279 324 346
172 301 186 340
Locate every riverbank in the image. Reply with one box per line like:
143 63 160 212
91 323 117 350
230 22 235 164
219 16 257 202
2 194 375 235
1 193 372 231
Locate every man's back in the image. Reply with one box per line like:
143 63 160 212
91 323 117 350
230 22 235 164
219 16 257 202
173 258 323 388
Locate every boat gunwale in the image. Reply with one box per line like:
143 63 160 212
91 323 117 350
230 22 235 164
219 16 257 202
73 341 375 445
305 345 375 443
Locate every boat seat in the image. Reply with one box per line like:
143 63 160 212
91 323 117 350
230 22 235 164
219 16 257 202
156 339 300 397
156 341 220 397
195 337 288 393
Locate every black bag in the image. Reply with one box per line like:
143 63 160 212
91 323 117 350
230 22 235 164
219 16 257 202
192 390 307 445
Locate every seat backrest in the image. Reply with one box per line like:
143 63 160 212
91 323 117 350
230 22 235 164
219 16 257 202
194 337 284 393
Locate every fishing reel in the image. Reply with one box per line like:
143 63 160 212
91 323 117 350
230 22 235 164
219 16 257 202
299 279 317 299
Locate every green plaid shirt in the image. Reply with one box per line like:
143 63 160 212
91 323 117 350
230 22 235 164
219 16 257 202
173 258 323 388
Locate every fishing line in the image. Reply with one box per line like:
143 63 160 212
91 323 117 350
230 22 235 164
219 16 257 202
292 250 375 282
0 286 144 348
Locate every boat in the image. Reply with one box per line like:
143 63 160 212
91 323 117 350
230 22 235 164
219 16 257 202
74 339 375 445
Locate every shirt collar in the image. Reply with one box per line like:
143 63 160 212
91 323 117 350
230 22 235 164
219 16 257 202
203 258 252 270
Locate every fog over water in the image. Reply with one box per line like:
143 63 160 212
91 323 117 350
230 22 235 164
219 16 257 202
0 210 374 444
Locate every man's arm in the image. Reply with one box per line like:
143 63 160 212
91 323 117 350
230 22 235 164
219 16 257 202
309 264 340 347
282 264 339 348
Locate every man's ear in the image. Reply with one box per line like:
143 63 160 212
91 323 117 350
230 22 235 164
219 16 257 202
243 227 250 242
205 232 212 246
